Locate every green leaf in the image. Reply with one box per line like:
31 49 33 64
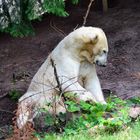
65 101 80 112
8 90 21 101
71 0 79 5
80 101 92 111
45 114 55 126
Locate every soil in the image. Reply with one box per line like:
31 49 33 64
0 2 140 135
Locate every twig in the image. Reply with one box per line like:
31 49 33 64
0 92 8 99
50 20 66 37
83 0 95 26
0 109 14 114
73 24 79 30
50 58 62 93
18 76 81 103
18 87 58 103
50 58 70 124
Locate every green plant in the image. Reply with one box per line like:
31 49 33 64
63 96 132 134
8 90 21 101
38 120 140 140
34 95 140 140
0 0 79 37
127 97 140 106
71 0 79 4
3 22 35 37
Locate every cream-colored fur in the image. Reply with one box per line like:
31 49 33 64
17 26 108 129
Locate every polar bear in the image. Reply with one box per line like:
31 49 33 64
17 26 108 129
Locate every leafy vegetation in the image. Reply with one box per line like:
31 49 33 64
35 120 140 140
0 0 79 37
34 95 140 139
8 90 21 101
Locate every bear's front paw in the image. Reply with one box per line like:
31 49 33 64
96 99 107 105
76 92 96 102
100 100 107 105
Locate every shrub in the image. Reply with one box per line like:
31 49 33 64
0 0 79 37
34 95 140 139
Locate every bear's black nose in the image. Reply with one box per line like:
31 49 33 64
95 60 99 65
96 60 107 67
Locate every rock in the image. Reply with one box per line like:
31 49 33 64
129 107 140 119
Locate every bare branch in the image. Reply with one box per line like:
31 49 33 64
0 109 14 114
50 20 66 37
83 0 95 26
18 87 58 103
18 76 81 103
73 24 79 30
50 58 62 93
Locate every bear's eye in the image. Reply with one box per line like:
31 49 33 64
103 50 106 53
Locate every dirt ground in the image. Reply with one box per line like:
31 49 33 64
0 2 140 134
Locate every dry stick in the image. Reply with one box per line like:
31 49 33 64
0 109 14 114
50 58 62 118
0 92 8 99
18 87 58 103
83 0 95 26
50 60 84 101
50 20 66 37
73 24 79 30
50 58 70 125
50 58 62 93
18 81 84 104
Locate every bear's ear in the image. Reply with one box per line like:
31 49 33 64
91 34 98 44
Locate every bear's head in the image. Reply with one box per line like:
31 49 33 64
73 26 108 67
